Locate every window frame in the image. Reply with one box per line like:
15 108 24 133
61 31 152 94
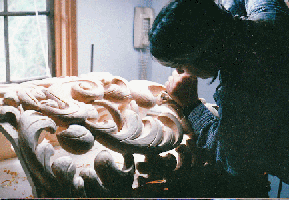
54 0 78 77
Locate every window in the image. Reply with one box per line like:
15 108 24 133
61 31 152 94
0 0 77 83
0 0 53 83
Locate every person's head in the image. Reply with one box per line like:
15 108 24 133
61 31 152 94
149 0 240 79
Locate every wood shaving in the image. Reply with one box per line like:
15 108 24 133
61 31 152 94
1 168 27 188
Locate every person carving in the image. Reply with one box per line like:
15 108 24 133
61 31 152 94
149 0 289 197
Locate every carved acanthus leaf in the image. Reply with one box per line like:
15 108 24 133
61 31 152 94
79 167 109 198
104 76 132 104
51 156 77 188
19 110 57 152
72 175 87 198
35 140 55 174
94 150 135 191
71 80 104 103
57 125 95 155
129 80 166 109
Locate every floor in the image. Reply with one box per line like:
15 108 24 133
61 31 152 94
0 157 33 198
0 139 289 198
0 140 147 198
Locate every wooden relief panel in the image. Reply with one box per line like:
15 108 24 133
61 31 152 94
0 72 217 198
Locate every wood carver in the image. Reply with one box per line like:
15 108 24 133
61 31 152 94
0 72 218 198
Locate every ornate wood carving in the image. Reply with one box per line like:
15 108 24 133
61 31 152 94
0 72 218 198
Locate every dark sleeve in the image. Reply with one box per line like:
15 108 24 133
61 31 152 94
245 0 289 21
186 100 235 174
219 0 289 20
187 103 220 151
185 87 255 176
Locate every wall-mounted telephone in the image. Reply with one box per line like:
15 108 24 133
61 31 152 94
134 7 154 49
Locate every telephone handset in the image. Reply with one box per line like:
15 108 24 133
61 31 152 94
134 7 154 49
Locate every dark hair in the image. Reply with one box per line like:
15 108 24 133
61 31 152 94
150 0 289 92
149 0 236 69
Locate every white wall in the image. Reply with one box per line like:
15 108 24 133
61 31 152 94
149 0 173 85
77 0 152 81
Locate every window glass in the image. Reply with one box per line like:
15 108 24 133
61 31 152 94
0 0 3 12
8 0 46 11
0 17 5 82
9 16 48 81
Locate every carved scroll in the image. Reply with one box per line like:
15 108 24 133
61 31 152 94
0 72 218 198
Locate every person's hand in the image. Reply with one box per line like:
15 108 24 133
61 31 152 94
165 69 199 107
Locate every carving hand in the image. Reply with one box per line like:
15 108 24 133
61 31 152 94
165 69 199 107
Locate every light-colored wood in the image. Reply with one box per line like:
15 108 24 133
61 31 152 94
0 133 16 160
0 72 217 198
54 0 78 77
